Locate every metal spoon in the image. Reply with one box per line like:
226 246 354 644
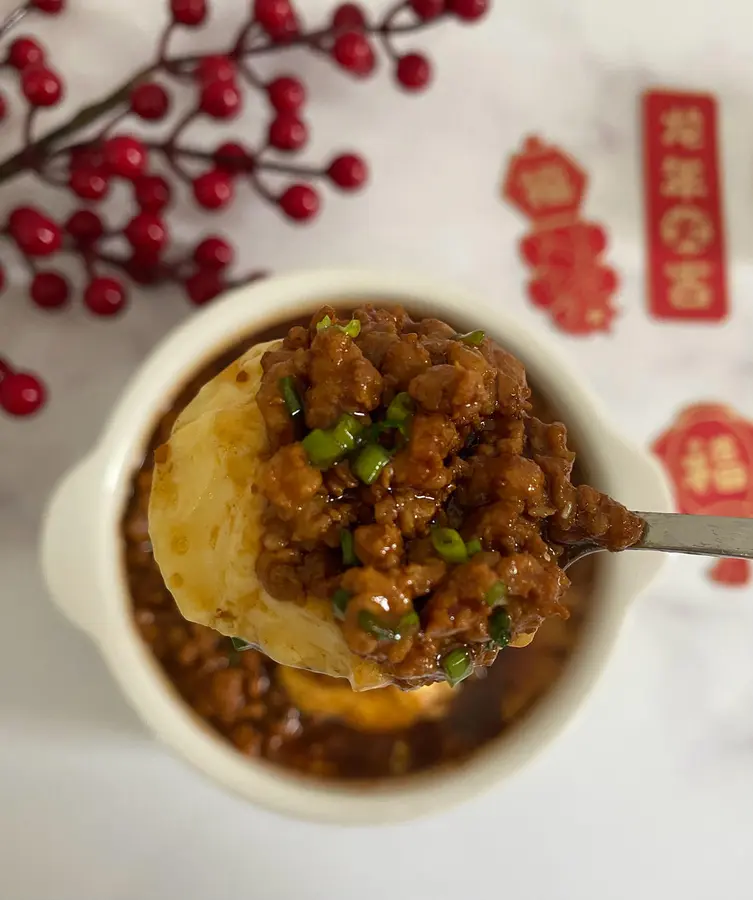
561 512 753 570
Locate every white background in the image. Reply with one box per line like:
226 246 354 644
2 0 753 897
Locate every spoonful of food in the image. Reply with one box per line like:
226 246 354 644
147 304 753 692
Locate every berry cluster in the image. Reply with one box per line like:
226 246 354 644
0 0 489 417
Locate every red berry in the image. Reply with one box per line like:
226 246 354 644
194 236 233 270
130 83 170 120
8 208 62 256
396 53 432 90
193 170 234 209
30 271 69 309
22 66 63 107
200 81 242 119
134 174 171 212
279 184 319 221
214 141 252 173
448 0 488 20
0 371 46 417
268 113 307 151
31 0 65 12
126 252 162 285
266 76 305 113
125 212 168 255
327 153 367 190
8 37 44 70
196 55 235 84
65 209 103 245
103 135 147 180
254 0 298 39
332 3 366 30
170 0 206 26
410 0 445 18
69 168 109 201
184 269 224 305
332 32 375 76
84 277 127 316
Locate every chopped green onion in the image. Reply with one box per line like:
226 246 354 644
442 647 473 686
315 315 361 339
455 330 485 346
230 637 254 652
353 443 391 485
339 318 361 338
386 391 414 424
340 529 358 567
397 611 420 636
489 608 512 648
332 413 364 453
302 428 346 468
332 588 351 620
278 376 303 419
484 580 508 607
431 527 468 564
358 611 398 641
465 538 483 557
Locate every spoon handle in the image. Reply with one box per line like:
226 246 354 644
637 512 753 560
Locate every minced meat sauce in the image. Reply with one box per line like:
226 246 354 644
121 311 618 780
254 306 644 688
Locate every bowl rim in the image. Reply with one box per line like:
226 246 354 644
42 267 671 825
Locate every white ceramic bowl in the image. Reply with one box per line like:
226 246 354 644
40 268 671 825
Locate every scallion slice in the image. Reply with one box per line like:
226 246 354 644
230 637 254 652
465 538 483 557
442 647 473 686
358 611 398 641
332 588 351 620
340 529 358 567
302 428 346 468
278 376 303 419
489 608 512 647
332 413 364 453
484 580 508 607
455 330 485 346
431 527 468 564
352 443 391 485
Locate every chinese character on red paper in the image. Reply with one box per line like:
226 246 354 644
654 404 753 586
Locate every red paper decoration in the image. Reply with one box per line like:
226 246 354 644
653 404 753 587
502 136 619 335
643 90 728 321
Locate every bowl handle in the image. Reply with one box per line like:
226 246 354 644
40 455 104 640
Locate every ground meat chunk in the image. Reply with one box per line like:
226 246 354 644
354 524 404 569
256 355 307 450
381 335 432 392
262 444 323 515
392 413 459 493
305 328 383 429
409 348 497 425
550 484 646 550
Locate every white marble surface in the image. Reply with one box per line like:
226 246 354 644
2 0 753 897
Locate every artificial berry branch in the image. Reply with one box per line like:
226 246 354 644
0 0 489 417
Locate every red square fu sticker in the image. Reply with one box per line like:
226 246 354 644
643 90 728 321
